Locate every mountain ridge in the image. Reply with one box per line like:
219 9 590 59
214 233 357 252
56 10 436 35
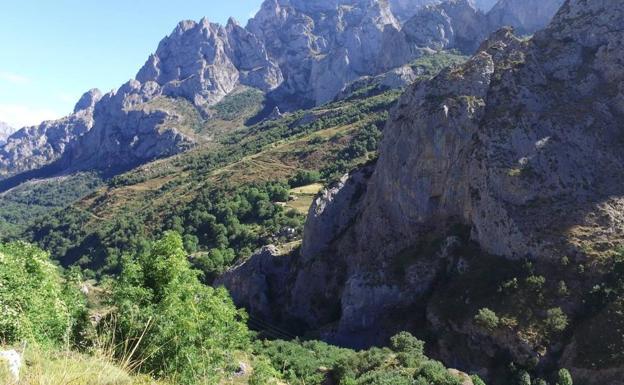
0 0 563 188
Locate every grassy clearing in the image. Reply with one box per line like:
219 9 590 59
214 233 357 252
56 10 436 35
286 183 324 214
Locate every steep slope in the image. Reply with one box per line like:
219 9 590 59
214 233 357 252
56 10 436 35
0 90 101 180
221 0 624 383
488 0 566 35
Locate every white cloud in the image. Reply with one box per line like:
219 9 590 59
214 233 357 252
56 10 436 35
0 72 32 85
0 104 64 129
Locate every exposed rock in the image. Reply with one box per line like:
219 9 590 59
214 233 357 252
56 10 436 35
388 0 441 21
73 88 103 113
224 0 624 381
136 17 282 111
217 245 291 321
488 0 566 35
402 0 488 54
0 90 99 180
0 121 15 147
267 106 283 120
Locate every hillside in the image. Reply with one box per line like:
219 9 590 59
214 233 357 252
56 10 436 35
1 0 610 384
221 0 624 384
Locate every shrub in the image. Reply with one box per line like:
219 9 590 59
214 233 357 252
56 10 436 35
111 232 251 384
545 308 569 333
0 242 84 345
289 170 322 188
471 375 487 385
555 369 573 385
414 361 462 385
475 308 500 331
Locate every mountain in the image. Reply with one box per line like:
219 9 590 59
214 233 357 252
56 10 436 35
0 121 15 146
488 0 566 35
0 90 100 180
0 0 564 190
221 0 624 383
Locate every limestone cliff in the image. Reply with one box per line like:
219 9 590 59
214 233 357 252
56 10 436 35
221 1 624 383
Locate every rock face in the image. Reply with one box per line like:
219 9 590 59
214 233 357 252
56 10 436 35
0 0 565 187
0 90 101 180
488 0 566 35
388 0 441 21
136 18 282 112
0 122 15 147
221 0 624 382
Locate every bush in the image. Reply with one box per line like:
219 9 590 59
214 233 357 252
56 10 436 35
0 242 84 345
414 361 462 385
545 308 569 333
289 170 321 188
111 232 251 384
475 308 500 331
555 369 573 385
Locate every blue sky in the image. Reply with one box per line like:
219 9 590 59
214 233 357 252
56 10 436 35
0 0 264 128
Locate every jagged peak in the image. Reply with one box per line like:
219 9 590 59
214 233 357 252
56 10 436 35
73 88 103 113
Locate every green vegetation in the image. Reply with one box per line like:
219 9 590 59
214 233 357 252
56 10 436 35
474 308 500 331
28 89 399 276
109 232 251 383
256 332 475 385
0 173 102 240
211 88 265 121
1 238 485 385
0 241 84 345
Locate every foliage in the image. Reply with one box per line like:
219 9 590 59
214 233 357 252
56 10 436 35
258 333 479 385
0 173 102 240
555 369 573 385
289 170 322 188
475 308 500 331
0 242 85 346
109 232 251 384
545 308 569 333
211 88 265 121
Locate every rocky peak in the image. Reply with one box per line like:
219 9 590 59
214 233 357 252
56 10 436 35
73 88 102 113
222 0 624 381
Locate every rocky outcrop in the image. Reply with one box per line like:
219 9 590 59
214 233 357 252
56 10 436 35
0 122 15 147
0 90 101 180
488 0 565 35
402 0 488 53
222 0 624 382
136 18 282 112
388 0 440 21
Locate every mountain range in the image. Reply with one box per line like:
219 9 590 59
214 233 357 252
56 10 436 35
0 0 563 188
3 0 621 384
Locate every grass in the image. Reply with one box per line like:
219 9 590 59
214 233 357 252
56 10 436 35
286 183 324 214
0 346 167 385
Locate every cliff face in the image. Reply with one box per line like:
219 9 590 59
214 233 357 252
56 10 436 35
221 0 624 382
0 90 101 180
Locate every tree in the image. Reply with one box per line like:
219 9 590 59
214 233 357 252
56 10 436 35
475 308 500 331
0 242 85 345
545 308 569 333
555 369 573 385
112 232 251 384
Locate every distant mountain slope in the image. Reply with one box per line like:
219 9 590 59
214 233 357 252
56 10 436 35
0 121 15 146
0 0 565 198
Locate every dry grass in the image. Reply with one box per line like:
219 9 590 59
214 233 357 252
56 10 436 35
286 183 324 214
0 345 167 385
